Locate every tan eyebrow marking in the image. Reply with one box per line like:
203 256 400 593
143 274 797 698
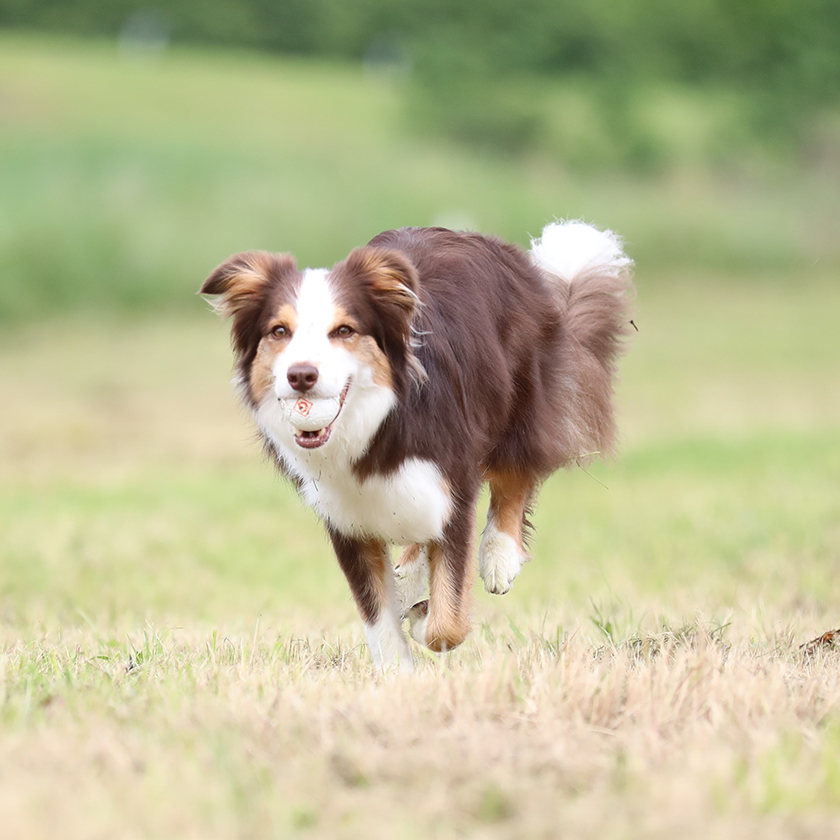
271 303 298 332
327 305 360 336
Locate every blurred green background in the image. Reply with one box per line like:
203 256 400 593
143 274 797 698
0 2 838 627
1 0 839 320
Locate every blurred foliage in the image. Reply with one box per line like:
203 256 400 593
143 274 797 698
1 32 839 321
1 0 839 161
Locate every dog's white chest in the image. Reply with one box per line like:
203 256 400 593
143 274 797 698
300 457 452 545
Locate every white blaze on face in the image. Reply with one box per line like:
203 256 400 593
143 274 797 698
272 268 352 401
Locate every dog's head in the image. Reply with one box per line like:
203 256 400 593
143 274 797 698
200 247 421 455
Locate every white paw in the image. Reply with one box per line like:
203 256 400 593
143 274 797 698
406 600 429 645
394 547 429 616
478 525 525 595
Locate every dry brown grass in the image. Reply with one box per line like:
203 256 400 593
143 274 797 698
1 275 840 837
4 624 840 839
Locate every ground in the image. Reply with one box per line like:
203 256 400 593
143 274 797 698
2 276 840 839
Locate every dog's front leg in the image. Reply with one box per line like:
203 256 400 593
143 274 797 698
407 499 476 653
327 529 414 673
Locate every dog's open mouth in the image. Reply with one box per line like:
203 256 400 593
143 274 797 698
293 381 350 450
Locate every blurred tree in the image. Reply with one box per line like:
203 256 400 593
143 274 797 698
1 0 838 163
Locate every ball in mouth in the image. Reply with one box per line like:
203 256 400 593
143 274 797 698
280 381 350 450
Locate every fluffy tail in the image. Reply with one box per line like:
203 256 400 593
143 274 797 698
530 221 635 463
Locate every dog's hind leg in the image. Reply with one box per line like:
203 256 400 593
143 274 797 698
328 530 414 673
407 504 475 653
393 543 429 617
478 470 535 595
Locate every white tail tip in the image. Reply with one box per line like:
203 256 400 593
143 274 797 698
530 221 632 283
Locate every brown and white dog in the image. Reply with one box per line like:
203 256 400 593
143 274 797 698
200 222 633 672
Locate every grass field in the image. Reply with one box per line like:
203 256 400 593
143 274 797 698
2 32 840 840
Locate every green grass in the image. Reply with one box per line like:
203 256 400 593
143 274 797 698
2 277 838 630
2 30 840 840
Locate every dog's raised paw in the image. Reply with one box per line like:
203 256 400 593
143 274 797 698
478 526 526 595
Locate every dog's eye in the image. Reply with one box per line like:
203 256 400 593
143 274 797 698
270 325 289 339
333 325 355 339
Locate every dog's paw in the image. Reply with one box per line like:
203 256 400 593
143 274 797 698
478 526 526 595
406 599 429 645
394 547 429 616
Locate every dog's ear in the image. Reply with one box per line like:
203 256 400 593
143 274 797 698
343 247 420 326
200 251 298 357
342 247 424 393
200 251 296 318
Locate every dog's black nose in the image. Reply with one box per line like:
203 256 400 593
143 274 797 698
287 364 319 393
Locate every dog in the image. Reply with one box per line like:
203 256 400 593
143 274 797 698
200 221 633 672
